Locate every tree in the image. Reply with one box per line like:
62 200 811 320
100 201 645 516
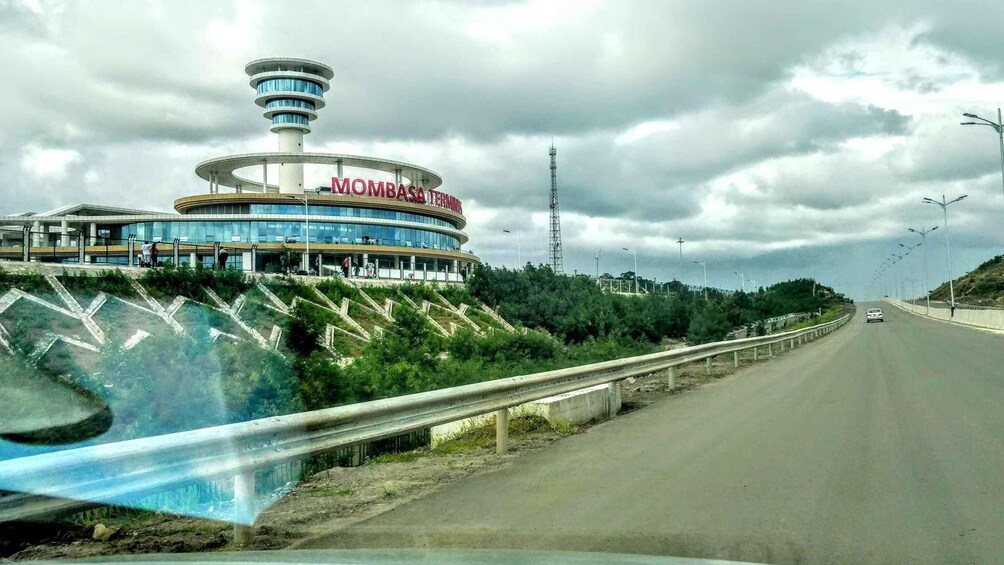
687 303 731 344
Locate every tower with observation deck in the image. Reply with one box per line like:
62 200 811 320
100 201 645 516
0 58 479 280
246 57 333 194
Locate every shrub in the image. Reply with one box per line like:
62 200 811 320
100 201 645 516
0 265 49 293
58 269 136 297
139 263 251 303
315 278 360 303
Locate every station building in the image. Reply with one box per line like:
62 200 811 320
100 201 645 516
0 58 478 281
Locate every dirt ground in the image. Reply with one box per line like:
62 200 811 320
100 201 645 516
5 319 845 562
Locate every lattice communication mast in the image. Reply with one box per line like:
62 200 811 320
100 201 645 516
548 144 564 273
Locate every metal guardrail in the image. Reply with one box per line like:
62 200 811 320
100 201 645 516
0 313 849 540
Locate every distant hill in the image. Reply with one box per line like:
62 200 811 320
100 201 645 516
930 254 1004 306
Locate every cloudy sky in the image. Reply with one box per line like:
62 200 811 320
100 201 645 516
2 0 1004 298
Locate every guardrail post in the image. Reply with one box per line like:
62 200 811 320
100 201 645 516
733 351 738 368
753 346 758 361
607 381 620 417
779 340 784 353
790 337 795 348
768 343 773 357
233 469 255 544
495 408 508 454
705 357 712 375
668 366 677 389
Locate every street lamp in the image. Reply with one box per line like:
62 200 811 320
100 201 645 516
908 225 938 315
676 238 685 282
923 194 967 314
594 250 600 280
622 247 638 294
284 193 312 274
961 110 1004 197
501 229 521 267
693 260 707 299
732 270 745 293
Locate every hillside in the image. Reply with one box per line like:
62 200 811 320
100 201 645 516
929 254 1004 306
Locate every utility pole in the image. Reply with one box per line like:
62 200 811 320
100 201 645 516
548 144 564 273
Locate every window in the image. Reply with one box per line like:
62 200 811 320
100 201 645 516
256 78 323 96
272 114 309 126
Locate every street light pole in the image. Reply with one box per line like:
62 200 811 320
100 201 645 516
923 194 967 315
693 260 707 299
961 109 1004 197
285 194 310 274
594 250 600 280
676 238 685 282
908 226 938 316
622 247 638 294
501 229 521 267
732 271 745 293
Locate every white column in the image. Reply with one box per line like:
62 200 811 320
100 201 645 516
32 221 42 247
277 129 304 194
262 162 268 193
60 219 69 247
242 251 252 272
190 251 197 267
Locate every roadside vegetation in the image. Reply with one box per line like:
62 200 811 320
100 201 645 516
139 264 252 303
930 253 1004 306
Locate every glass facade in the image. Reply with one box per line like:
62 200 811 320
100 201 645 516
272 114 309 126
265 99 315 111
256 78 323 96
112 221 461 251
185 204 457 228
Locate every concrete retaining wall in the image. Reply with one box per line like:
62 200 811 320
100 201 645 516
887 299 1004 330
430 382 621 447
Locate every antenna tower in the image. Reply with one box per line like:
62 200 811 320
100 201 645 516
549 144 564 273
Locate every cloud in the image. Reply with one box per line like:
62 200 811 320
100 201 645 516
4 1 1004 299
20 145 82 182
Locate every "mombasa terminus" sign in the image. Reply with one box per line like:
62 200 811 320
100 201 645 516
331 177 463 214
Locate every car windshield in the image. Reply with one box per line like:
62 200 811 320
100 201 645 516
3 2 1004 564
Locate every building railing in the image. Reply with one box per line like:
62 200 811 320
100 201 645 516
0 314 849 541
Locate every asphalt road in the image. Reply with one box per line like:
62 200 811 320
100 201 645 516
303 304 1004 564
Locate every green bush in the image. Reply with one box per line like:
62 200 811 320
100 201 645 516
58 269 136 297
397 283 438 303
0 265 49 293
438 285 473 307
261 276 317 304
687 303 732 344
315 278 360 303
139 263 251 303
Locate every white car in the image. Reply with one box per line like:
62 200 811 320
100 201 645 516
866 308 884 323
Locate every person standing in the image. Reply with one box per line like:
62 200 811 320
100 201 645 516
342 255 350 278
140 241 152 268
217 247 229 270
150 242 159 267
